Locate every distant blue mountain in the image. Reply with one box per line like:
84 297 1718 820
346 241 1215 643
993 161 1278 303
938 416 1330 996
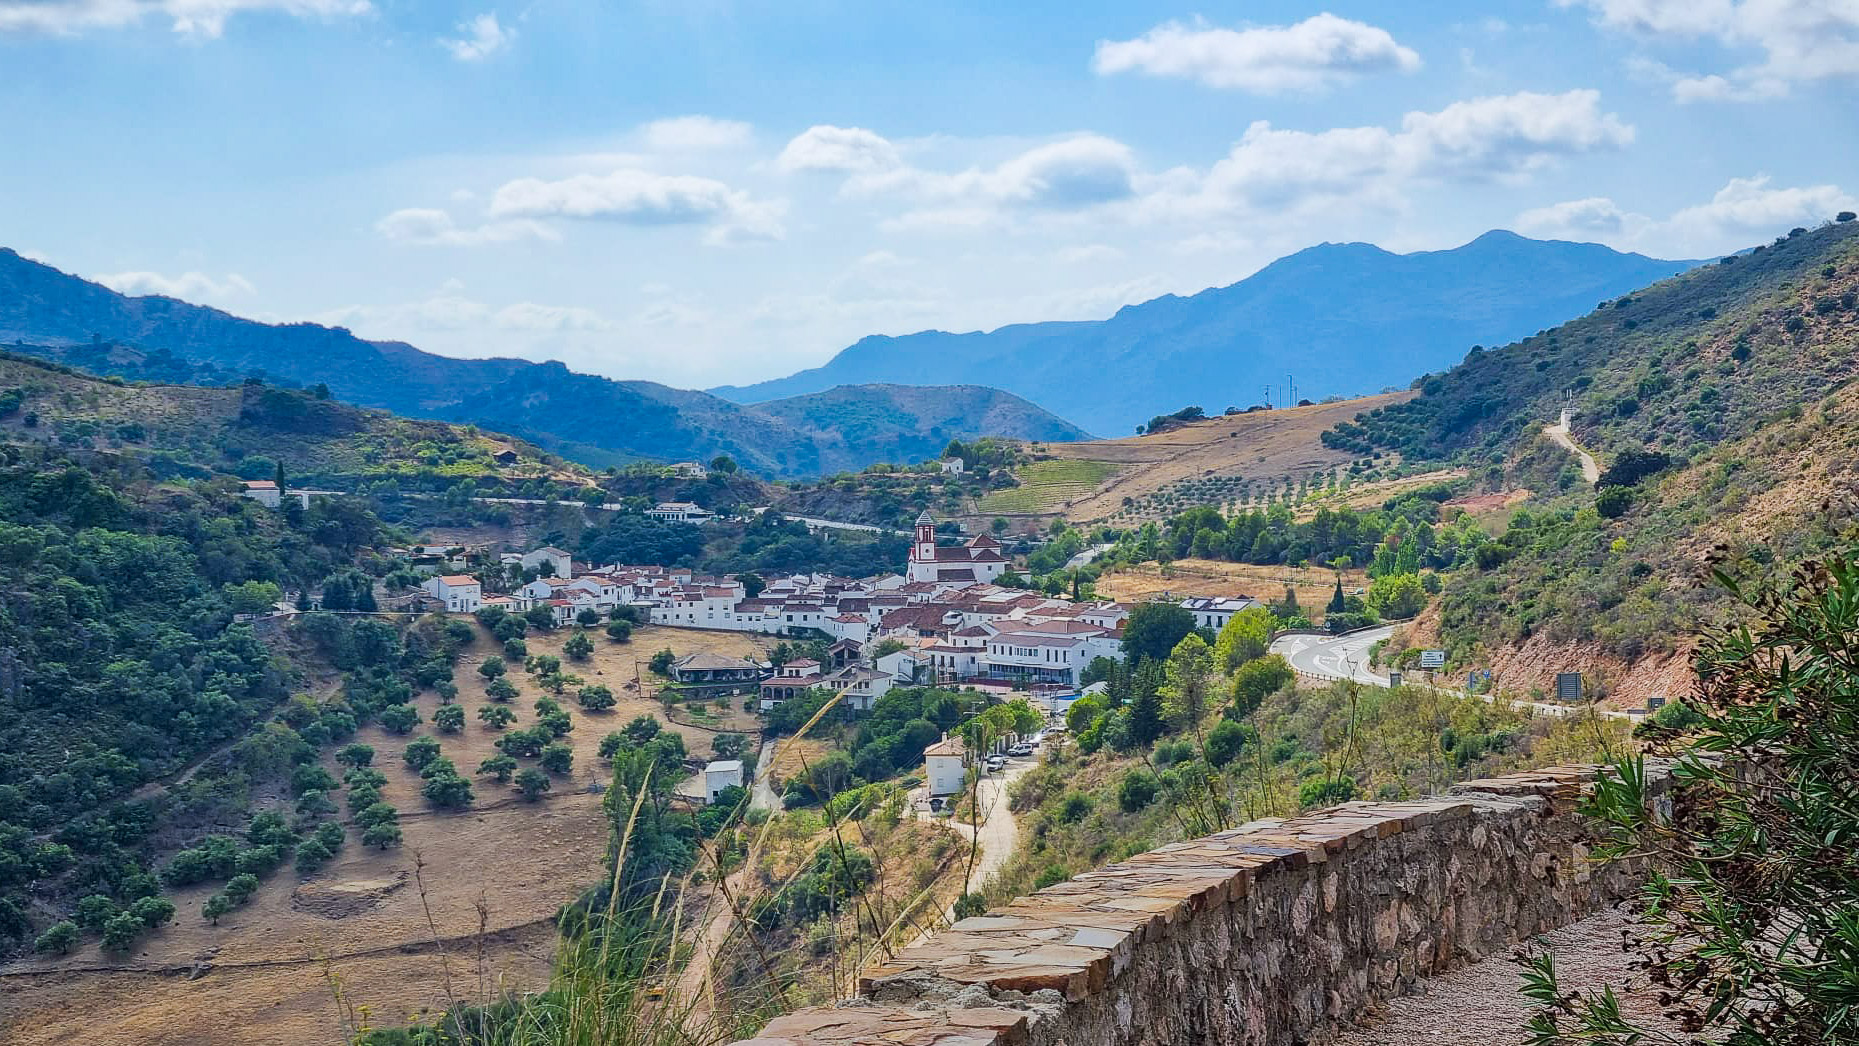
712 231 1700 435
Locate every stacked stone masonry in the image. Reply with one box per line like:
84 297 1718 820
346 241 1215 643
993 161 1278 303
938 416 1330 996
732 763 1670 1046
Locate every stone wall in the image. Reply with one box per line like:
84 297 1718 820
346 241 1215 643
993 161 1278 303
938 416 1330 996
732 763 1668 1046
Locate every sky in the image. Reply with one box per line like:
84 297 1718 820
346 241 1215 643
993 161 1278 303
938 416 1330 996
2 1 1856 392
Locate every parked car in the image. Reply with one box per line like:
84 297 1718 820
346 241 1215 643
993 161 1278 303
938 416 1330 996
1007 743 1035 757
985 755 1007 772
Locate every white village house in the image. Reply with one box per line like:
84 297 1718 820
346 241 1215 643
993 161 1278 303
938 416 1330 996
648 502 714 524
702 760 744 803
422 574 483 614
923 734 968 797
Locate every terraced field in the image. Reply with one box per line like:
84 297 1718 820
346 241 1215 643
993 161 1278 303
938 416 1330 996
974 458 1120 514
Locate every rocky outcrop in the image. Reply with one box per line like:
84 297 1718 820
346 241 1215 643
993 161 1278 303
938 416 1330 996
732 764 1666 1046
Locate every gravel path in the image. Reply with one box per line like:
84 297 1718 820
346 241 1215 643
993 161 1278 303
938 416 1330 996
1334 907 1684 1045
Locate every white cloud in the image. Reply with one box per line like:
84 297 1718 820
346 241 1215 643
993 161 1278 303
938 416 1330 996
96 269 255 299
0 0 372 38
376 207 558 247
1628 56 1788 102
776 125 902 174
486 168 786 244
643 115 752 151
848 134 1140 227
1561 0 1859 98
1515 175 1857 255
1092 13 1420 93
1158 90 1633 220
1667 175 1857 238
1516 195 1647 237
442 12 511 61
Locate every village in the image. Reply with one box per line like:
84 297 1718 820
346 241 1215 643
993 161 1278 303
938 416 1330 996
272 490 1261 808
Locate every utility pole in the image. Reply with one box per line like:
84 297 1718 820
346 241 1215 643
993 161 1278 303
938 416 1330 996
1262 384 1272 409
1286 374 1296 406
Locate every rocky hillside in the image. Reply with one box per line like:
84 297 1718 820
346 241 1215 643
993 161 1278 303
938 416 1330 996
0 249 1087 479
714 231 1697 435
1347 216 1859 702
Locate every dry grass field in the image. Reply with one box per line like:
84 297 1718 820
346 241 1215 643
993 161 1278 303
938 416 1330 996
971 392 1413 526
0 622 768 1046
1095 558 1371 613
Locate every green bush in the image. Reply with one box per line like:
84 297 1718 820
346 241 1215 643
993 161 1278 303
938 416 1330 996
1117 770 1159 812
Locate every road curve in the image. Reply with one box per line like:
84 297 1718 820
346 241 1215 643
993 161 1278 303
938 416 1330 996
1271 626 1396 686
1272 625 1639 722
1544 409 1600 484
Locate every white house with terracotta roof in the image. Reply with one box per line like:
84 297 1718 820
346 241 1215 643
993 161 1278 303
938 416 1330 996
924 734 969 797
905 512 1008 585
422 574 483 614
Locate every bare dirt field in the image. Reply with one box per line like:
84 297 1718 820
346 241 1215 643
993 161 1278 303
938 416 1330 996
0 622 769 1046
1095 559 1371 614
1026 392 1414 524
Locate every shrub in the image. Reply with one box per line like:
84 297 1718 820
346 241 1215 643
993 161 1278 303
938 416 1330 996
1204 719 1248 767
362 822 402 849
101 911 145 952
952 892 988 920
1056 793 1094 824
294 839 334 875
129 896 175 929
1297 775 1358 808
516 767 551 801
433 704 465 733
34 920 79 955
539 743 574 775
576 685 616 711
1117 770 1159 812
402 736 441 771
378 704 420 734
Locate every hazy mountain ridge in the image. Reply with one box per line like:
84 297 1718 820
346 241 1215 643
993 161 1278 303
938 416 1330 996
712 231 1699 435
0 249 1086 479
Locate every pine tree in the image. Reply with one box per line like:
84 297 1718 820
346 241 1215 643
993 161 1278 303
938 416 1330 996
1328 577 1347 614
1125 660 1166 747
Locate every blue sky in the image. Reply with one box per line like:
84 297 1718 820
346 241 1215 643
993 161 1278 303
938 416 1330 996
3 1 1855 390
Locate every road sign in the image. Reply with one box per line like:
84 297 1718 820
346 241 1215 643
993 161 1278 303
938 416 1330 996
1556 672 1583 702
1387 671 1403 688
1647 696 1666 710
1419 649 1446 669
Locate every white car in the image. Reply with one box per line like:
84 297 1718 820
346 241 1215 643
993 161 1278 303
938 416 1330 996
1007 743 1036 757
984 755 1007 772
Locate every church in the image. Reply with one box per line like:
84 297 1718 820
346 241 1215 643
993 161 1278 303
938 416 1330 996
906 511 1009 585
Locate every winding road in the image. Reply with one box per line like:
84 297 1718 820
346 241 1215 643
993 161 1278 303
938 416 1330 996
1544 408 1601 484
1272 626 1395 686
1270 627 1639 722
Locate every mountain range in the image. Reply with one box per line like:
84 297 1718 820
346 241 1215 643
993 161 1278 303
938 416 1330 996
713 231 1700 435
0 249 1087 479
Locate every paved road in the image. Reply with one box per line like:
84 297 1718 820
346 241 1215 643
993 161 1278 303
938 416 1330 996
1272 626 1396 686
1272 627 1640 722
1544 409 1600 484
749 738 780 811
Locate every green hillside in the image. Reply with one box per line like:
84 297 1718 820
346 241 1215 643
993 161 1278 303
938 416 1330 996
1323 216 1859 674
0 351 589 491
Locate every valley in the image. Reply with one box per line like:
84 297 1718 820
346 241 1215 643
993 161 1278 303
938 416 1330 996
0 218 1854 1046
